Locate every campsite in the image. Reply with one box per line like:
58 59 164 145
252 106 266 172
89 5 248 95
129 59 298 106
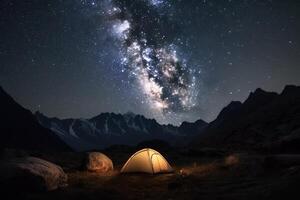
1 0 300 199
1 83 300 199
1 145 300 200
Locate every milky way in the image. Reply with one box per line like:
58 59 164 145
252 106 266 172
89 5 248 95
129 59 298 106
2 0 299 125
83 0 198 117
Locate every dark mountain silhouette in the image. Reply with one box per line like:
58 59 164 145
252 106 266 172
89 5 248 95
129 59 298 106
0 86 71 152
179 119 208 135
193 85 300 153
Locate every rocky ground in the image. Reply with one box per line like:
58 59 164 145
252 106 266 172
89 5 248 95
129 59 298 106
1 148 300 200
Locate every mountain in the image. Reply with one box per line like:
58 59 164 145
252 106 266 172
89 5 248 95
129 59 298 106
193 85 300 153
3 83 298 153
38 85 300 152
0 87 71 152
36 111 208 151
179 119 208 135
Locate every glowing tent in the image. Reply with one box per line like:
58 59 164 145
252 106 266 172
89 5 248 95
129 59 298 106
121 148 173 174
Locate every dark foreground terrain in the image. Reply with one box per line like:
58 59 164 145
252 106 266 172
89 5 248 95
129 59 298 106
2 148 300 200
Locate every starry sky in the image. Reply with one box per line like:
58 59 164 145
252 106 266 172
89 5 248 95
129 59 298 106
0 0 300 125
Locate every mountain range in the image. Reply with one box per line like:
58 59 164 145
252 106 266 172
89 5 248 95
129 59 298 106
1 85 299 153
35 111 207 151
193 85 300 153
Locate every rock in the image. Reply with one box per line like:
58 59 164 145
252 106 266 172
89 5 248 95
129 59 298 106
224 154 240 166
85 152 113 173
0 156 67 192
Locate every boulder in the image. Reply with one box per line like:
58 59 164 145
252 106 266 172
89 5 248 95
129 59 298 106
0 156 67 192
224 154 240 166
84 152 113 172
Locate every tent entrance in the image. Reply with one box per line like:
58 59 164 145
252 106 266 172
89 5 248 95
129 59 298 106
151 153 161 173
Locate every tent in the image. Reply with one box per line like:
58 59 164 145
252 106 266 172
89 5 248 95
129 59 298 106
121 148 173 174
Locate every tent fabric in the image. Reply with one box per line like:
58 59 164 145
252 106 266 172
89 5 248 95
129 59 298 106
121 148 173 174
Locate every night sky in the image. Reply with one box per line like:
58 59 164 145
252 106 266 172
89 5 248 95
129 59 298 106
0 0 300 125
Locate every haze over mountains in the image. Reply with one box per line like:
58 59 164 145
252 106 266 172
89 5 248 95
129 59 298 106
0 85 299 153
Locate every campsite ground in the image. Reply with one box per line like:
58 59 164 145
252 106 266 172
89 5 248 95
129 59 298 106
12 149 300 200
